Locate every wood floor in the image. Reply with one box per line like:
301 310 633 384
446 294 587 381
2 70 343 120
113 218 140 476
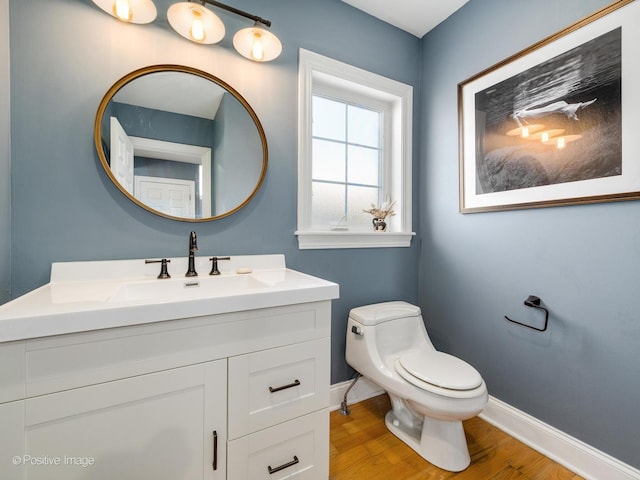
329 395 583 480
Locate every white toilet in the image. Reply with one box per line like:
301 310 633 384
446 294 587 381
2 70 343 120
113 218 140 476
345 301 488 472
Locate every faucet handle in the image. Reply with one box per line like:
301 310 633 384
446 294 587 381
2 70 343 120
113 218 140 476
145 258 171 279
209 256 231 276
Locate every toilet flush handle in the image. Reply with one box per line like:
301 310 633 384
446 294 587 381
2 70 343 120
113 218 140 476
351 325 364 336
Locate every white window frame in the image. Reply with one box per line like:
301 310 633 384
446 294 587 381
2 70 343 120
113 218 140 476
296 49 414 249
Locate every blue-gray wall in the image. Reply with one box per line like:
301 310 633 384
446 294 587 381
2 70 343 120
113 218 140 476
213 93 263 215
110 102 216 149
109 101 214 215
420 0 640 468
0 0 9 305
8 0 420 384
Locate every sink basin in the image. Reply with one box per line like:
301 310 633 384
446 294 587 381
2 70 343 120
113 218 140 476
108 274 269 303
0 254 340 342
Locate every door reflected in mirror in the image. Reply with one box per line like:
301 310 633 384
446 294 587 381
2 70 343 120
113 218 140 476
94 65 267 221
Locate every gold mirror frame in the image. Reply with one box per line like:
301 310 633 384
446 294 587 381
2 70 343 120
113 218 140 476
94 64 268 222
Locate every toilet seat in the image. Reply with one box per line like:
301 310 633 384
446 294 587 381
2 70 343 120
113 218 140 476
396 350 483 395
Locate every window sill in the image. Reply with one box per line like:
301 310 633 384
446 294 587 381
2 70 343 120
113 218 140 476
295 231 415 250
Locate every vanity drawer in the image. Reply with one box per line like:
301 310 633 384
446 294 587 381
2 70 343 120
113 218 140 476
227 338 330 439
227 409 329 480
24 301 331 398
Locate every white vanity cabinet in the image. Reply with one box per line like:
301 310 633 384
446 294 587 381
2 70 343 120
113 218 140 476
22 361 227 480
0 300 333 480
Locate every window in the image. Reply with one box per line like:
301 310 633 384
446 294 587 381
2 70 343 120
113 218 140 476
312 95 384 229
296 49 414 249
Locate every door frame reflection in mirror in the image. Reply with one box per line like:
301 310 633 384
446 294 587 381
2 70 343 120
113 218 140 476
93 64 268 222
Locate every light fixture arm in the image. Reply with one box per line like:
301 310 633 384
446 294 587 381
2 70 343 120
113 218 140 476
198 0 272 28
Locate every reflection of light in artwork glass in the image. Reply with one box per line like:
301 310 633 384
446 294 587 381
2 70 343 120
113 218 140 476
505 124 545 138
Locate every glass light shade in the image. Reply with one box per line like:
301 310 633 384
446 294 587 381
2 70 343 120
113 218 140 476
233 26 282 62
91 0 157 24
167 2 225 44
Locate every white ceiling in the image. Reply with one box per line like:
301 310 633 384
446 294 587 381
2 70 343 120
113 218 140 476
113 72 225 120
341 0 470 38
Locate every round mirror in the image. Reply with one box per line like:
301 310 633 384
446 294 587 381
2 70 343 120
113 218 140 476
94 65 267 221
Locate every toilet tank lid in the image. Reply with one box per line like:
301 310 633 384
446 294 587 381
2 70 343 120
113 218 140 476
349 301 421 325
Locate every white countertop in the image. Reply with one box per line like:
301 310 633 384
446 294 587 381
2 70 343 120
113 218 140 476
0 255 339 343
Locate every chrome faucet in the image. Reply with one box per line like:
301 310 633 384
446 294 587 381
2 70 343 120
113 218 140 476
186 231 198 277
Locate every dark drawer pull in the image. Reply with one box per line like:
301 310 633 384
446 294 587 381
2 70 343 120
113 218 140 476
268 455 299 474
268 379 300 393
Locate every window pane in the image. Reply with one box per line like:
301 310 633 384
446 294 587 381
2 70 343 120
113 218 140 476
347 145 379 186
312 182 346 226
348 105 379 148
313 96 345 141
312 139 345 182
347 185 380 227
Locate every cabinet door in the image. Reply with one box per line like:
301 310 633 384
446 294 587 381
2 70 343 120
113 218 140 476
22 361 226 480
0 400 25 480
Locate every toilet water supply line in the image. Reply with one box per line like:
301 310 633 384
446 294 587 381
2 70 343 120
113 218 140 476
339 373 362 416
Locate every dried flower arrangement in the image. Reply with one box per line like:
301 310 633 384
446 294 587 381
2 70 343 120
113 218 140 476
363 200 396 220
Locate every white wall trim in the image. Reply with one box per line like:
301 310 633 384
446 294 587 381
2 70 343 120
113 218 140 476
330 377 384 412
330 383 640 480
129 136 211 217
296 48 413 249
480 396 640 480
0 0 11 304
296 231 415 249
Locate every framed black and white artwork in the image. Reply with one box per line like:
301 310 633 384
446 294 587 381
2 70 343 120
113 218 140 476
458 0 639 213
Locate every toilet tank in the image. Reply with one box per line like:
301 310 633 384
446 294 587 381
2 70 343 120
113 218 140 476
348 302 434 359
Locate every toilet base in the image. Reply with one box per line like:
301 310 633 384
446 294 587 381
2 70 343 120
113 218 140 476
385 410 471 472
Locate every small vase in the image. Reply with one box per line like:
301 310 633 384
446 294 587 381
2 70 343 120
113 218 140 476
372 218 387 232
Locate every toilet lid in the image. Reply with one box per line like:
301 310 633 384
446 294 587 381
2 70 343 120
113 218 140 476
399 350 483 391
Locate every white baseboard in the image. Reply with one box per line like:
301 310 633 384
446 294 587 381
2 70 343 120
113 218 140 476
329 383 640 480
479 396 640 480
330 377 384 412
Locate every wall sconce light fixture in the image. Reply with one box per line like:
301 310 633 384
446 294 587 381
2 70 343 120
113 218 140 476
91 0 282 62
